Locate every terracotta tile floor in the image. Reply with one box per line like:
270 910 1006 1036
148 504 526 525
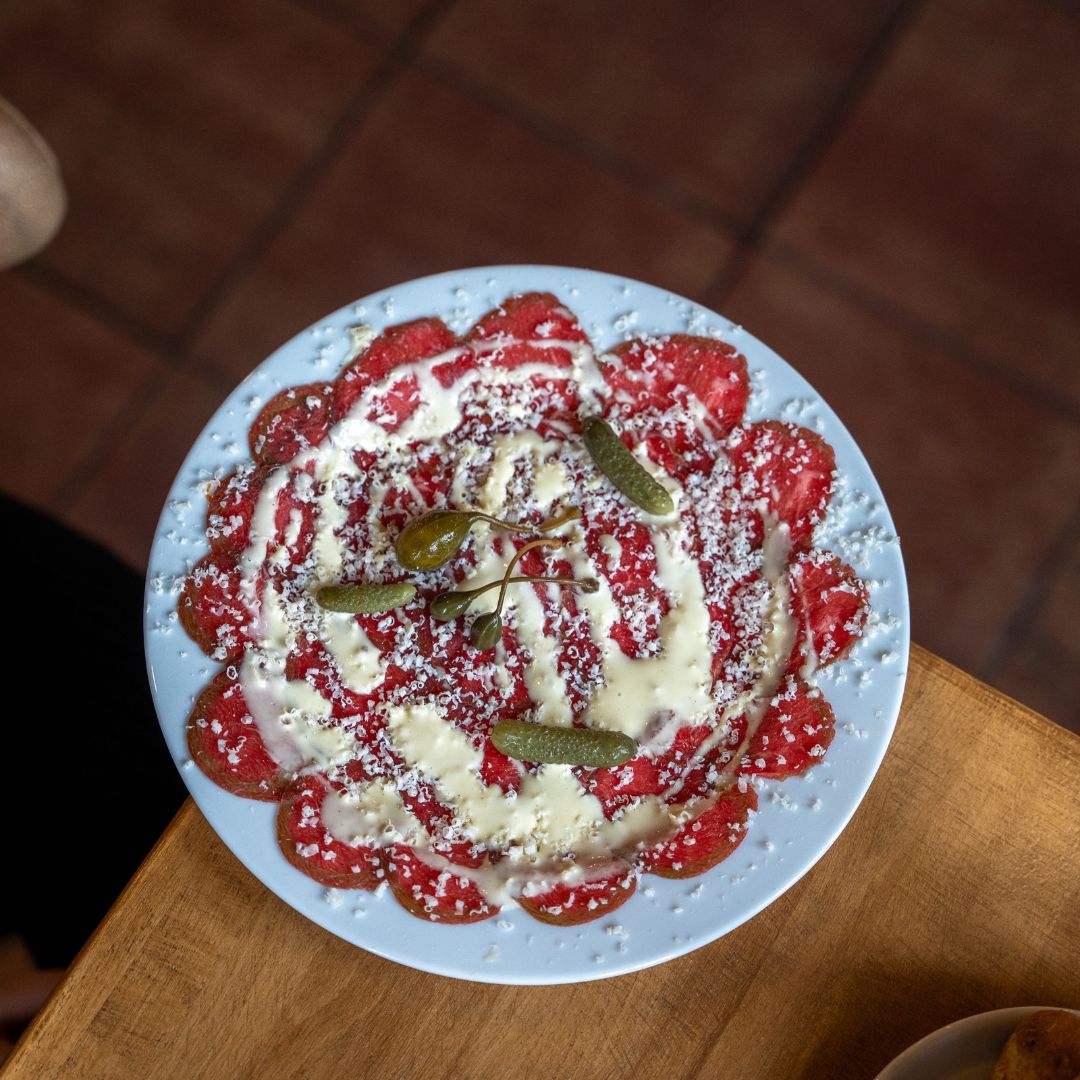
722 249 1080 680
193 64 735 384
2 0 1077 732
0 0 382 337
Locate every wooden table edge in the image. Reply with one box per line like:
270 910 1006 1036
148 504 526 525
5 643 1076 1074
3 803 197 1074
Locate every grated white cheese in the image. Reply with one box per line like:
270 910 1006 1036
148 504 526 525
222 327 847 909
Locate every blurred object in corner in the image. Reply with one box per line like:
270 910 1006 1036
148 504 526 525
0 96 66 270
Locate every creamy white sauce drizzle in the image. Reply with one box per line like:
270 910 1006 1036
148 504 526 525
320 778 426 848
322 613 383 695
665 518 797 798
575 520 714 744
234 332 807 905
240 585 354 772
324 700 678 907
475 429 568 517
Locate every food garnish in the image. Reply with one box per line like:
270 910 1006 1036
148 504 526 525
178 290 868 930
431 575 598 622
582 416 674 515
536 505 582 531
395 507 580 572
491 718 637 767
316 582 417 613
468 611 503 651
467 537 563 650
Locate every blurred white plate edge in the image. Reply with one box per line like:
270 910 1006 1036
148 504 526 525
877 1006 1080 1080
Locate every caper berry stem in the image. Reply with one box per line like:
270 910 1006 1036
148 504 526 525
492 537 564 619
475 506 582 534
467 537 564 651
455 573 594 603
467 510 534 535
537 505 582 531
395 506 583 571
430 574 598 621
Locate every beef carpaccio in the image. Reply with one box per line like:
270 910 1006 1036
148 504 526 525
179 292 868 926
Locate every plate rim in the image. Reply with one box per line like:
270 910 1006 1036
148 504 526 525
143 263 910 985
875 1005 1080 1079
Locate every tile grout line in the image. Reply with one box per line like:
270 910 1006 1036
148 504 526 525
49 363 174 513
17 260 172 357
767 240 1080 429
36 0 1076 532
703 0 927 306
395 9 1080 438
214 0 1080 442
977 496 1080 682
46 0 458 519
49 352 235 516
214 3 747 249
12 0 394 369
285 0 395 44
24 0 1052 449
166 0 459 359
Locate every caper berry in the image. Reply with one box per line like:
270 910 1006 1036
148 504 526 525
395 505 583 572
470 611 503 650
582 416 674 516
395 510 477 572
430 590 475 621
538 505 582 531
491 719 637 768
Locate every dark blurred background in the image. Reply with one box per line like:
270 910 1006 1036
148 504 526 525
1 0 1078 732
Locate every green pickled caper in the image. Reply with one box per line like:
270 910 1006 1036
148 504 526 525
470 611 503 650
395 510 479 572
582 417 675 516
491 719 637 768
430 590 476 621
395 505 583 572
316 581 417 613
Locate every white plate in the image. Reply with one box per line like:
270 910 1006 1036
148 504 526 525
877 1007 1080 1080
144 265 909 984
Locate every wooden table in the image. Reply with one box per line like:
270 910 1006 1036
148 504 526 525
6 646 1079 1079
